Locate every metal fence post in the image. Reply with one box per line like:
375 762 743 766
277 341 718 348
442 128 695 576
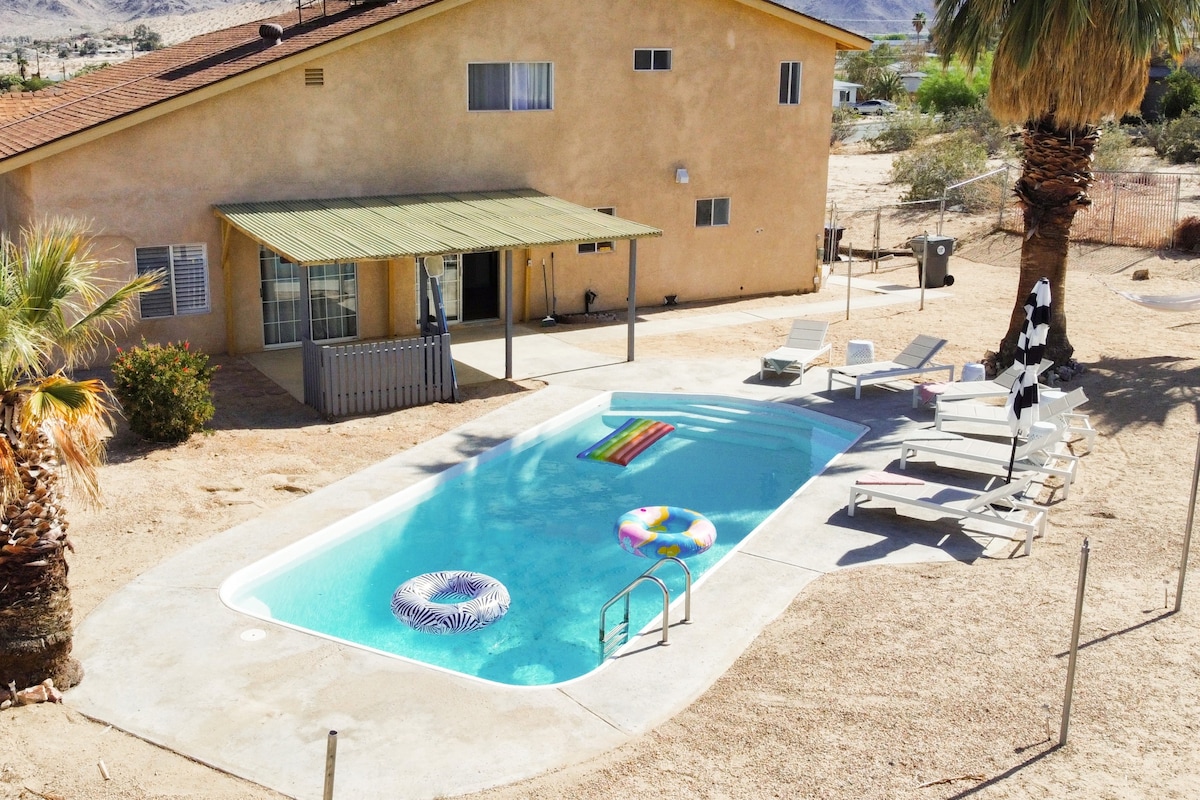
1060 539 1091 745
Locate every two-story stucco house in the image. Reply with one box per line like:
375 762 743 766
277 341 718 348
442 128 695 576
0 0 869 366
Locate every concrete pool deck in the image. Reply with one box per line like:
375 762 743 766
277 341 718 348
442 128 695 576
69 278 1039 800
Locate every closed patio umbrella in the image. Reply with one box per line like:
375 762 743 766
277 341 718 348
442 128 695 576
1005 277 1052 481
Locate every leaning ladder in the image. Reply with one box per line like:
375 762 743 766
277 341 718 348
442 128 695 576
598 557 692 663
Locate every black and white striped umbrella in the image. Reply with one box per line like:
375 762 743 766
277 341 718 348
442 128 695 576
1005 277 1052 479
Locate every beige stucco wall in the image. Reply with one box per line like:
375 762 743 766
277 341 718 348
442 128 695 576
9 0 841 357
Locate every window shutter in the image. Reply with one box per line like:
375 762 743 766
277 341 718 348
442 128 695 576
172 244 209 313
136 246 174 318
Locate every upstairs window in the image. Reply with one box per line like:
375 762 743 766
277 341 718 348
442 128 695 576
696 198 731 227
136 244 209 318
779 61 802 105
468 62 553 111
634 49 672 71
579 207 616 254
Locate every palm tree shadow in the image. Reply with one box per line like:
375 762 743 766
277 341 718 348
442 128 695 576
1078 354 1200 432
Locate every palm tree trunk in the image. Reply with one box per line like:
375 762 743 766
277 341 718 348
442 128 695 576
0 430 82 690
997 116 1099 367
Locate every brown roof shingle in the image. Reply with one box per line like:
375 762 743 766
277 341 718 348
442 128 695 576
0 0 443 164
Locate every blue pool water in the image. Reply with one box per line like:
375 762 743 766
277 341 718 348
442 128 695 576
220 392 864 686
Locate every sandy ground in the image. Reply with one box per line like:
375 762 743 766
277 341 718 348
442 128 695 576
4 148 1200 799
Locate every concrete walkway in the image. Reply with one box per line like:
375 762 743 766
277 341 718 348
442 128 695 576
70 276 1018 800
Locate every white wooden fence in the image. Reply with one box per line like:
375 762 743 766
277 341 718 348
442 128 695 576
302 334 457 417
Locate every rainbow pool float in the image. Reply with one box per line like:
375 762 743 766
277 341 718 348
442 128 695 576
577 417 674 467
616 506 717 559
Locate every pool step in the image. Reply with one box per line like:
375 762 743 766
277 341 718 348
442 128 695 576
601 408 816 451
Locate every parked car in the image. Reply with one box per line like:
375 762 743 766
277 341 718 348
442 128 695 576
852 99 898 115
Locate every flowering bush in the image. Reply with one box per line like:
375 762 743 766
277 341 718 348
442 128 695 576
110 339 217 442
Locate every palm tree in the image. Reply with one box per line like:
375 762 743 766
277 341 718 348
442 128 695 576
934 0 1200 366
912 12 927 49
0 219 159 690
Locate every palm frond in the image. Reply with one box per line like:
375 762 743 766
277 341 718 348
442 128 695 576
936 0 1200 127
25 376 113 508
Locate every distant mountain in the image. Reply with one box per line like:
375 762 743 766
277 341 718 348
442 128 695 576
0 0 936 41
778 0 936 35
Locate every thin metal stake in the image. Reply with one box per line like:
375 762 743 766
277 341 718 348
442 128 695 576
1060 538 1090 746
919 230 928 311
845 241 853 321
323 730 338 800
1174 428 1200 612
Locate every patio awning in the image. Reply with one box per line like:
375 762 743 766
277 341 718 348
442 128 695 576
213 189 662 265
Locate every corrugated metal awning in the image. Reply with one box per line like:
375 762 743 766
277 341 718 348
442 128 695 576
214 189 663 265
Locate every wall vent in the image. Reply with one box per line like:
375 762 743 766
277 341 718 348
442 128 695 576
305 68 325 87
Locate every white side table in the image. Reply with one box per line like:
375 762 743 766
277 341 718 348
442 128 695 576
962 363 986 382
846 340 875 365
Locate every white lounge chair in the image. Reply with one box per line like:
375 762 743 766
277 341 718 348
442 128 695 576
914 359 1054 408
934 387 1095 450
760 320 831 380
899 419 1081 498
827 334 954 399
847 473 1047 556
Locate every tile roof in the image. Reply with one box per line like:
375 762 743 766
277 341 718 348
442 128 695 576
0 0 444 164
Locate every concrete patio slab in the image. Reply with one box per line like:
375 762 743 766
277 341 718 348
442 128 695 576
70 360 1036 800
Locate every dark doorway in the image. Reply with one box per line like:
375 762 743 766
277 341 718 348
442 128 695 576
461 251 500 321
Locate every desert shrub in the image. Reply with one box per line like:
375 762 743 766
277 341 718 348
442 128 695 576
940 105 1011 155
891 131 989 206
915 68 984 114
1152 112 1200 163
1175 216 1200 251
1160 69 1200 119
111 339 218 442
1092 122 1135 171
868 110 935 153
831 105 856 145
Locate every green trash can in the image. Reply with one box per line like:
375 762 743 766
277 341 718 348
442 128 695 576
909 235 955 288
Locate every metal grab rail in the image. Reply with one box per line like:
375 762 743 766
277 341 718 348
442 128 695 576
597 557 693 663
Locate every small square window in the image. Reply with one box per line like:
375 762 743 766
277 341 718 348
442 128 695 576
634 48 672 71
779 61 801 105
696 198 730 227
579 208 616 254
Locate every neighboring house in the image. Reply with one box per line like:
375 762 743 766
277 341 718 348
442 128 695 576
0 0 869 364
898 71 926 94
833 79 861 107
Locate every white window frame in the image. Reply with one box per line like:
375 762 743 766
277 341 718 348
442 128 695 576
135 243 210 318
779 61 802 105
696 198 731 228
633 48 672 71
578 207 616 254
467 62 554 111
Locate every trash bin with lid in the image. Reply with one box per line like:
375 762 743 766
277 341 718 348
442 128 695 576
823 225 845 262
908 235 955 288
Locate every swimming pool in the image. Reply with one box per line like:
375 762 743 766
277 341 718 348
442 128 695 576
220 392 865 687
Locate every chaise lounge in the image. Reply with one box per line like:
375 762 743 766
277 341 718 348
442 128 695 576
934 387 1095 450
760 319 831 380
847 473 1048 556
827 334 953 399
898 419 1081 498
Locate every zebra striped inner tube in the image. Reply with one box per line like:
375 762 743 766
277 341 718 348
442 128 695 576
390 571 511 635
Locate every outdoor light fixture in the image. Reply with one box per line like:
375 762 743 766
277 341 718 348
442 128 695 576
675 167 689 184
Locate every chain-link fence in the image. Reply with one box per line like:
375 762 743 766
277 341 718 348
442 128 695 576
996 170 1182 250
826 167 1185 283
823 167 1012 281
